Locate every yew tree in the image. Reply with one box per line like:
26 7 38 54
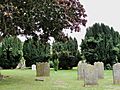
81 23 120 68
0 0 87 42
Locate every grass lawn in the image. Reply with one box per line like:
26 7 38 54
0 68 120 90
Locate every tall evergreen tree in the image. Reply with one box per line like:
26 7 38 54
81 23 120 68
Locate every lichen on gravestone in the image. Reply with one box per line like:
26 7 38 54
36 62 50 77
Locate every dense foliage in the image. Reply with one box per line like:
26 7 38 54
52 37 81 69
23 37 50 67
81 23 120 68
0 0 87 42
0 36 22 69
0 0 86 77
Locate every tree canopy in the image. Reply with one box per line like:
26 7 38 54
0 0 87 42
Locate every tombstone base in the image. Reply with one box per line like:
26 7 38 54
35 77 45 81
83 83 98 87
113 80 120 84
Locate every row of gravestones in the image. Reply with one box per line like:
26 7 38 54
32 62 120 84
77 62 104 85
77 62 120 85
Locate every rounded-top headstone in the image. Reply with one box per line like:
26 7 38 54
32 64 36 70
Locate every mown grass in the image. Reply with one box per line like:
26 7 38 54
0 68 120 90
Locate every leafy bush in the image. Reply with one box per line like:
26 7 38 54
58 51 79 70
52 37 80 70
23 38 50 67
0 36 22 69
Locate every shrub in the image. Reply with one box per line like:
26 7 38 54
0 36 22 69
58 51 79 70
23 38 50 67
52 37 80 70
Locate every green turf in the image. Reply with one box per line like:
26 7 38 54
0 69 120 90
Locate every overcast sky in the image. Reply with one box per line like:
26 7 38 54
67 0 120 45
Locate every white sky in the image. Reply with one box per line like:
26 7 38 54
19 0 120 45
67 0 120 45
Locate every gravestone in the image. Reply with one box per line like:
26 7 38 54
36 62 50 77
113 63 120 84
77 61 87 80
32 64 36 70
84 64 98 86
16 57 26 69
94 62 104 79
16 63 22 69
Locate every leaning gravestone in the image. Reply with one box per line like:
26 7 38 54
16 57 26 69
32 64 36 70
94 62 104 79
36 62 50 77
84 64 98 86
77 61 87 80
113 63 120 84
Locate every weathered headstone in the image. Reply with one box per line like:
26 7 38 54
84 64 98 86
16 63 22 69
32 64 36 70
94 62 104 79
36 62 50 77
16 57 26 69
113 63 120 84
77 61 87 80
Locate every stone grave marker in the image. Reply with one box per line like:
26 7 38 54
32 64 36 70
113 63 120 84
94 62 104 79
77 61 87 80
84 64 98 86
36 62 50 77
